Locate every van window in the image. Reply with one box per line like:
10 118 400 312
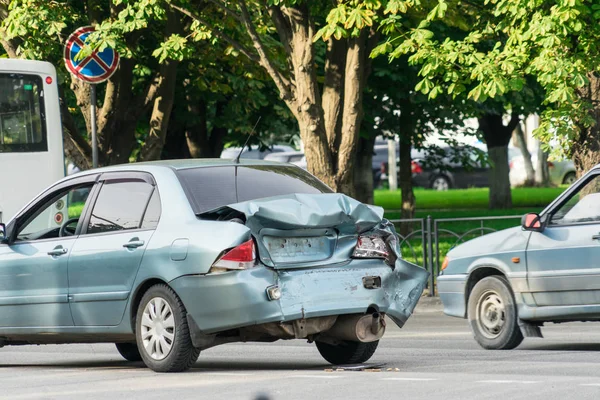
0 73 47 153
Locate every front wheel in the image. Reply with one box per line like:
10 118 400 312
316 340 379 365
135 284 200 372
467 276 523 350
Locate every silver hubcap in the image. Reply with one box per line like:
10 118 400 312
141 297 175 360
432 177 449 191
565 175 576 184
476 291 506 339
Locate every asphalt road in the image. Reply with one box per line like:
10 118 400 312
3 310 600 400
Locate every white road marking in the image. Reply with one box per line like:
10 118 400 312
381 378 438 381
580 383 600 387
477 380 539 384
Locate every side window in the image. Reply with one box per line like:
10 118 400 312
550 174 600 225
141 189 161 230
87 181 154 234
16 184 93 241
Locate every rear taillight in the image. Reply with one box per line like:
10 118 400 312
509 161 514 169
210 239 256 272
352 235 389 259
547 161 554 168
411 160 423 174
380 162 387 174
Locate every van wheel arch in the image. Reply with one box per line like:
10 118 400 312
464 266 506 318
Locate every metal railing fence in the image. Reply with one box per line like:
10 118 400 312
389 214 524 296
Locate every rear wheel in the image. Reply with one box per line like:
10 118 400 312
115 343 142 362
135 284 200 372
315 340 379 365
467 276 523 350
562 172 576 185
430 175 451 191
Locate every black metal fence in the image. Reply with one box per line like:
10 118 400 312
389 215 524 296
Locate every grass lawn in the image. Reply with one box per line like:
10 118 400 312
375 186 565 211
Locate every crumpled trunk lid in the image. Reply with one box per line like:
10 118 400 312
201 193 384 268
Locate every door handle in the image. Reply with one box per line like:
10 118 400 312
593 234 600 241
123 240 145 249
48 247 68 257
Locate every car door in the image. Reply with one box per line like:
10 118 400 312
67 172 160 326
0 178 95 327
526 172 600 306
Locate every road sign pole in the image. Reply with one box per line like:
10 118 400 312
65 26 119 170
90 84 98 168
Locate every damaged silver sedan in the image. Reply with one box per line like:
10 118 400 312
0 160 428 372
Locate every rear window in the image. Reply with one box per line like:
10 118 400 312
176 165 332 214
0 73 47 153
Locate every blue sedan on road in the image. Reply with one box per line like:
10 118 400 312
438 166 600 349
0 160 427 372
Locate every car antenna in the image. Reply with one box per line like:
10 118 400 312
234 116 261 164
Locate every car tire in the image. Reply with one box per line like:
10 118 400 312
562 172 576 185
430 175 451 191
115 342 142 362
467 276 523 350
135 284 200 372
315 340 379 365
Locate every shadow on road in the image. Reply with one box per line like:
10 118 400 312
521 342 600 352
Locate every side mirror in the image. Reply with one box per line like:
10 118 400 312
0 223 7 243
522 213 544 232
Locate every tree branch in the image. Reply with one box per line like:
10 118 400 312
170 3 260 63
267 5 293 57
0 39 19 58
507 112 521 132
238 0 293 102
206 0 243 23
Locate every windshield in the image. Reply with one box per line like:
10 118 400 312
177 165 333 214
0 73 47 153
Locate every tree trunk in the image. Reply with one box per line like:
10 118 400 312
185 100 227 158
514 123 535 186
573 74 600 175
535 146 550 186
399 138 415 220
353 135 376 204
139 10 180 161
478 113 520 209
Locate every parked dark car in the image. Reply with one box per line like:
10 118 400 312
381 146 490 190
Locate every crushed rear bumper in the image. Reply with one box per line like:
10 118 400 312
170 258 428 335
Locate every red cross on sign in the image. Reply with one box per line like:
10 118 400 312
64 26 120 84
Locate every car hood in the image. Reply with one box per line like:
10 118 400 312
447 226 528 260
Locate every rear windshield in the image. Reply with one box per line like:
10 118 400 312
176 165 332 214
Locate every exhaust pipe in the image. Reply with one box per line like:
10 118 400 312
323 313 386 343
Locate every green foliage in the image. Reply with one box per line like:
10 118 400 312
369 0 600 157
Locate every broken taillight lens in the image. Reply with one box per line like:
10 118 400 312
210 239 256 272
352 235 389 259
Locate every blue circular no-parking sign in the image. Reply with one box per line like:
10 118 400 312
64 26 120 83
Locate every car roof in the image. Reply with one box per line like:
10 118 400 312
66 159 294 180
264 151 304 158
